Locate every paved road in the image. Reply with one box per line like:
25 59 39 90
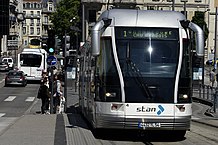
0 82 39 135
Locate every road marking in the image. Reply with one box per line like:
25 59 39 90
4 96 16 101
0 79 4 84
25 97 35 102
0 113 5 117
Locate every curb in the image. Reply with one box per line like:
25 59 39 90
191 119 218 128
192 97 213 107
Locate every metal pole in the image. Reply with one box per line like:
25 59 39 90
82 3 85 42
64 31 68 112
172 0 175 11
214 7 218 70
0 35 2 58
50 67 54 114
184 1 187 18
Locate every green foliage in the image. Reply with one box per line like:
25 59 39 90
50 0 80 36
191 11 209 46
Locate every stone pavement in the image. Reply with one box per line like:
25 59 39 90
0 85 217 145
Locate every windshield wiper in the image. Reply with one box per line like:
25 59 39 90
126 59 153 99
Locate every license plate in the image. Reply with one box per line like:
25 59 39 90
138 122 161 128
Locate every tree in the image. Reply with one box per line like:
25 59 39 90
191 11 209 47
50 0 80 36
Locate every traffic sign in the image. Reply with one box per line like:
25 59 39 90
47 55 57 66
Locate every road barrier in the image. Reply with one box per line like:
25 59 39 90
193 84 218 113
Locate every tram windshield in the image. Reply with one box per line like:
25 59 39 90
115 27 180 103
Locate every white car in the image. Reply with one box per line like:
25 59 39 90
2 57 14 69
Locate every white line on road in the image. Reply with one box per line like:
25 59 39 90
0 79 4 84
4 96 16 102
25 97 35 102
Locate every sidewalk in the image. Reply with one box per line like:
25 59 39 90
0 86 217 145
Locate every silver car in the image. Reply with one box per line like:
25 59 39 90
5 70 27 87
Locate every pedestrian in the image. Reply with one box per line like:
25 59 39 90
41 71 49 88
53 74 63 113
37 77 50 114
209 69 216 87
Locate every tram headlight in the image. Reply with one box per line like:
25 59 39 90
179 94 188 99
105 92 116 97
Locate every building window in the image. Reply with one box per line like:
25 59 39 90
30 11 34 17
30 3 34 8
30 19 34 26
23 3 26 8
37 28 40 35
30 27 34 34
37 11 40 16
23 27 26 35
37 4 41 9
24 40 28 46
44 16 48 23
34 3 37 8
26 3 30 8
48 3 53 11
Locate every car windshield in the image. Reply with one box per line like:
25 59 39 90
8 72 22 76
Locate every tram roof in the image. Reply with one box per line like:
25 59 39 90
99 9 186 28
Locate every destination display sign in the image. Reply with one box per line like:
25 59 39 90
115 27 179 40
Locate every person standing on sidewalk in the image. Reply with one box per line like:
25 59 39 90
209 69 216 87
37 78 50 114
53 74 63 113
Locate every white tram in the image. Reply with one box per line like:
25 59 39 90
79 9 204 138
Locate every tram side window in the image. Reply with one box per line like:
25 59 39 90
95 37 121 102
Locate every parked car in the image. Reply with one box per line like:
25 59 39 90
2 57 14 69
5 70 27 87
0 62 10 71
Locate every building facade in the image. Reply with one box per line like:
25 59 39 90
22 0 55 48
1 0 23 56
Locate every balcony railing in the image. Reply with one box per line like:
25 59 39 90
42 8 55 13
25 14 41 19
